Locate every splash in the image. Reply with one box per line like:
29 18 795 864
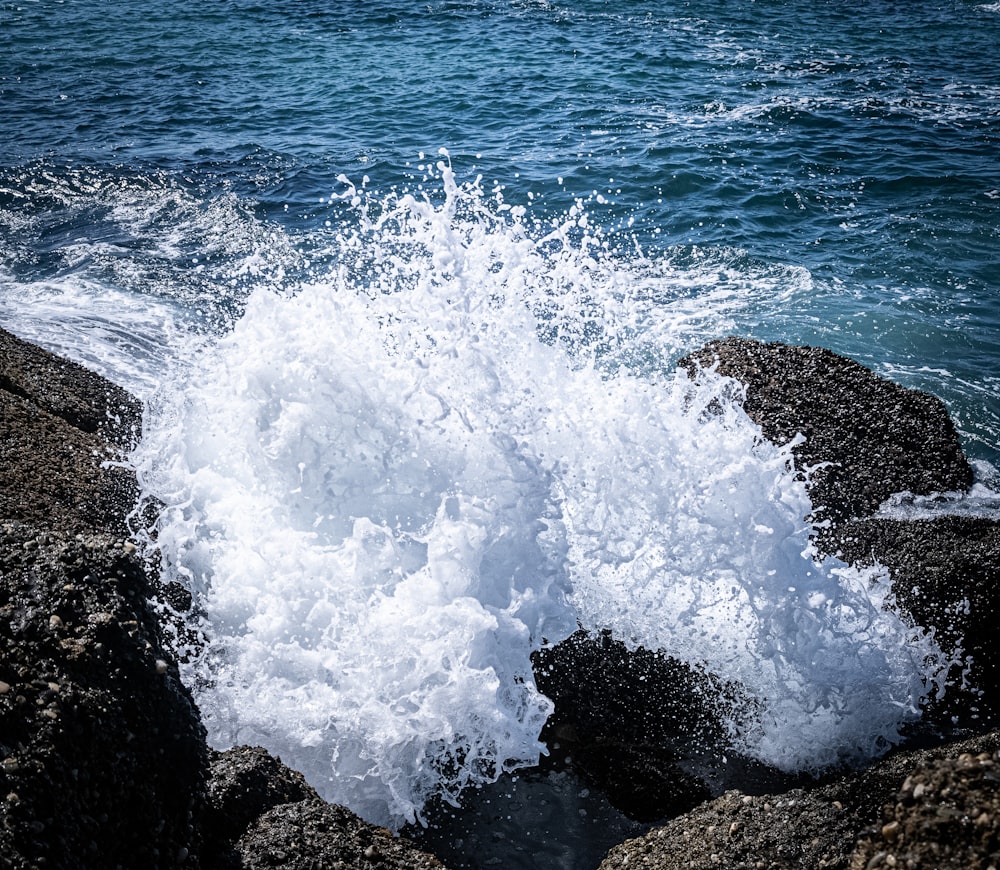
133 156 949 827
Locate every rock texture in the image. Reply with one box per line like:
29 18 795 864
532 629 758 821
0 325 141 536
599 730 1000 870
679 337 973 524
681 337 999 722
1 327 206 868
0 525 208 870
835 516 1000 725
203 746 446 870
850 744 1000 869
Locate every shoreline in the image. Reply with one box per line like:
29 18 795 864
2 324 998 868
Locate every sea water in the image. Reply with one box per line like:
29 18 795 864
2 0 998 854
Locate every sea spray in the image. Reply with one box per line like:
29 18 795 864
133 160 950 828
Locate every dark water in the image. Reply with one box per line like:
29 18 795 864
2 2 999 867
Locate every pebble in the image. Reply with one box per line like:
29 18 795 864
48 614 64 629
0 681 10 694
881 821 900 842
155 659 169 675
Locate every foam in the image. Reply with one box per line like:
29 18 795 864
133 160 950 827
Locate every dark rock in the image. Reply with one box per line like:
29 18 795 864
850 743 1000 869
832 516 1000 726
201 745 319 866
0 326 140 449
532 629 757 821
598 729 1000 870
0 326 141 535
0 524 208 869
234 797 446 870
1 328 451 869
679 338 973 525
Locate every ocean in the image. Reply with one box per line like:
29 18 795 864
2 0 999 865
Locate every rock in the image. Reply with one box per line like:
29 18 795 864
850 744 1000 869
1 328 451 869
0 326 141 535
0 524 208 869
832 516 1000 725
201 746 448 869
200 745 319 866
679 338 973 525
532 629 777 821
681 337 1000 721
598 730 1000 870
234 798 446 870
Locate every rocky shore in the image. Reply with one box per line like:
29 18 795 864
2 326 998 868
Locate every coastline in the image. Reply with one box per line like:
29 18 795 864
2 325 998 869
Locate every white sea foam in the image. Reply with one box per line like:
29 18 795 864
0 275 185 397
133 160 950 828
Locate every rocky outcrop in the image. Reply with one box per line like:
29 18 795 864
599 730 1000 870
0 325 141 536
1 327 206 868
0 327 447 869
835 516 1000 725
590 338 1000 870
0 524 208 869
532 630 764 822
681 337 999 721
679 337 973 525
6 325 999 870
203 746 446 870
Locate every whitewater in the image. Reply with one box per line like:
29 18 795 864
128 161 950 828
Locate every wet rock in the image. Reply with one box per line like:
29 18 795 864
1 329 451 869
681 337 999 721
199 745 452 869
200 745 319 866
598 730 1000 870
234 797 447 870
0 326 141 535
679 338 973 525
532 629 764 821
0 524 208 869
833 516 1000 725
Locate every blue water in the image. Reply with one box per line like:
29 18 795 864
3 1 1000 866
3 0 999 463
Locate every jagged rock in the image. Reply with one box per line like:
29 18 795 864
833 516 1000 725
532 629 758 821
202 745 318 860
201 746 448 870
0 525 208 869
679 338 973 525
681 337 999 721
234 798 446 870
0 326 141 535
850 744 1000 869
598 730 1000 870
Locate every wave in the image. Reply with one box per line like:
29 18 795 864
131 158 950 828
